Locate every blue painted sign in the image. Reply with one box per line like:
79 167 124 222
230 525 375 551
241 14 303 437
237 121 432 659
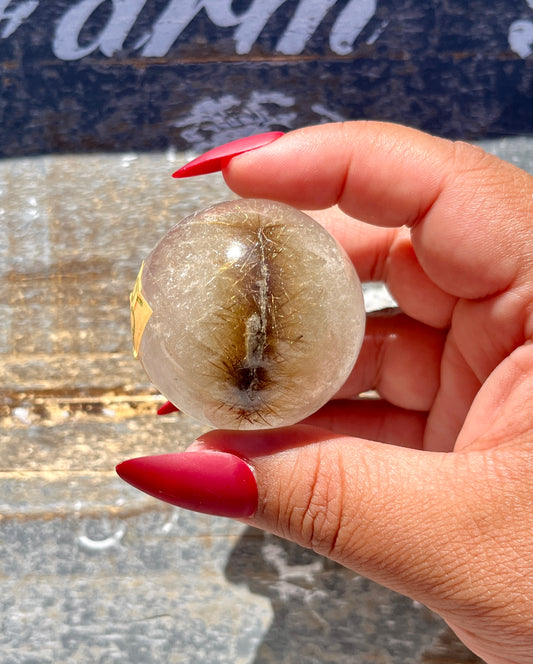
1 0 532 156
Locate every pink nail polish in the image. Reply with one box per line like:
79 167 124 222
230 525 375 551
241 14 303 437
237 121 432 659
157 401 179 415
116 451 258 518
172 131 284 178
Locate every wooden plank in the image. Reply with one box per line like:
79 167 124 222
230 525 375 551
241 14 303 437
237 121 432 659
0 151 222 483
1 0 532 157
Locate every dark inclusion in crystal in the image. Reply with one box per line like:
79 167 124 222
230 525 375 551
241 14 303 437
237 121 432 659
132 199 365 430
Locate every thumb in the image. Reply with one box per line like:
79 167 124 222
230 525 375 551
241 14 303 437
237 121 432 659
192 424 533 641
116 423 486 607
196 425 469 605
117 423 533 660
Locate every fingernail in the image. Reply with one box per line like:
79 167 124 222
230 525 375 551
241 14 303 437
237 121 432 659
157 401 179 415
172 131 284 178
116 451 258 518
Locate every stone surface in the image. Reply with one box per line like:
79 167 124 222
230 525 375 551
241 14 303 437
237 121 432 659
2 135 530 662
136 199 365 429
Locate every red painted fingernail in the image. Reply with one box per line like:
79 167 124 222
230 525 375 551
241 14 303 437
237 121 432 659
116 451 258 518
157 401 179 415
172 131 284 178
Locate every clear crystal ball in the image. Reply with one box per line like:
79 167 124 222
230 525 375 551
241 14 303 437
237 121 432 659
131 199 365 429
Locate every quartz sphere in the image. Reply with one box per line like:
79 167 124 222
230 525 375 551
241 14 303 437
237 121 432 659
131 199 365 429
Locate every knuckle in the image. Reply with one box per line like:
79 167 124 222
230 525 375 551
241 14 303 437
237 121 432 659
288 446 348 559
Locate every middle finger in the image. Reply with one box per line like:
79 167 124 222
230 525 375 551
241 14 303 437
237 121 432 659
339 310 447 412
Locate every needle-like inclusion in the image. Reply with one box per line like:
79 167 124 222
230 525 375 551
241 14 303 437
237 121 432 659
132 199 365 429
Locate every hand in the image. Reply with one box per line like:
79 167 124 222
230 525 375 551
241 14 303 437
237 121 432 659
119 122 533 664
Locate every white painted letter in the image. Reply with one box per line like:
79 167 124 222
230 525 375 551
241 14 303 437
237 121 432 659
508 19 533 59
0 0 38 39
233 0 287 55
276 0 337 55
142 0 238 57
330 0 376 55
53 0 146 61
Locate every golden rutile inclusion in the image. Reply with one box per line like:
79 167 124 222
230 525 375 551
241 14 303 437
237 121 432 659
132 199 365 429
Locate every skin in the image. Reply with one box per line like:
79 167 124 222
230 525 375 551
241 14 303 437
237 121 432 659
190 122 533 663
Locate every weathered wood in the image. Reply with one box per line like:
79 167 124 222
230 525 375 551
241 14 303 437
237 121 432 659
1 0 532 157
0 151 220 474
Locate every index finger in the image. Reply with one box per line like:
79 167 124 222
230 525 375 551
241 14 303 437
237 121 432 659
223 121 533 301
